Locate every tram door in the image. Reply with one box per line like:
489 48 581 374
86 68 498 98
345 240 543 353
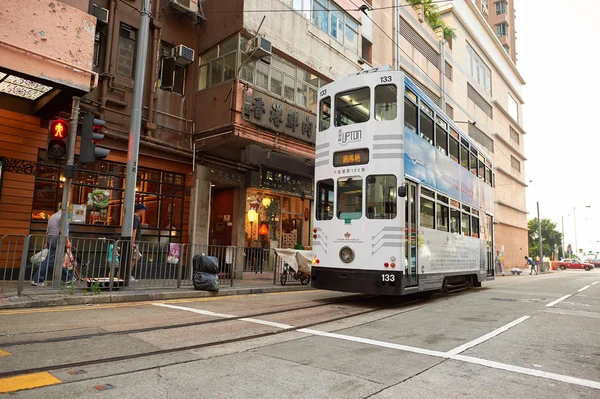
404 181 419 287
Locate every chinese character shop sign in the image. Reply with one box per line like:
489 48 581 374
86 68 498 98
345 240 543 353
243 88 316 144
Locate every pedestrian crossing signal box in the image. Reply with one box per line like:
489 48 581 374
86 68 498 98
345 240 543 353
47 119 69 159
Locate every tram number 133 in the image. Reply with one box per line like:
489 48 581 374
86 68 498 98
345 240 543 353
380 76 392 83
382 274 395 282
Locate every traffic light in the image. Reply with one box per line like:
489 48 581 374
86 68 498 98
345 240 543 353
80 112 110 163
47 119 69 159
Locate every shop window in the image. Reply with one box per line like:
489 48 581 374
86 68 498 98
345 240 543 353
334 87 370 127
316 179 334 220
337 177 362 220
366 175 397 219
375 84 397 121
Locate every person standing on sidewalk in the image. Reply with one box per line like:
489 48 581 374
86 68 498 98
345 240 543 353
130 204 148 282
495 250 504 276
31 204 74 286
524 256 538 275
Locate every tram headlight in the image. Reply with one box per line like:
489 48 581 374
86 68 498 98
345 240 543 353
339 246 355 264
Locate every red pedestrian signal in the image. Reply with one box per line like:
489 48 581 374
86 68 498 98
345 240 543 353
47 119 69 159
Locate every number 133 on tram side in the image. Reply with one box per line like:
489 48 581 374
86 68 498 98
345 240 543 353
310 67 495 295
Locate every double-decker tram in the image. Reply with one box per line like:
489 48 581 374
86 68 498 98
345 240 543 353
310 67 495 295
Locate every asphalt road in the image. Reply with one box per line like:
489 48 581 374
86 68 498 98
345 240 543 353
0 269 599 398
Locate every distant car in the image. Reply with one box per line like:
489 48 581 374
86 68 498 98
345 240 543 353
585 258 600 268
556 259 594 271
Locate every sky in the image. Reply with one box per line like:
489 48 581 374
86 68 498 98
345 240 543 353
517 0 600 255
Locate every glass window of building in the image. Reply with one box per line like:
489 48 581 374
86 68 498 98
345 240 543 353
466 43 492 95
334 87 370 126
496 23 508 37
337 177 362 219
496 1 507 15
366 175 397 219
116 24 137 77
375 84 397 121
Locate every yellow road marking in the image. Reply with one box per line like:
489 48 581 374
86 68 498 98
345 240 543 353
0 350 10 356
0 372 61 393
0 290 320 315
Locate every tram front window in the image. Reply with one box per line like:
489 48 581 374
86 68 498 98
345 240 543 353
337 177 363 220
335 87 370 126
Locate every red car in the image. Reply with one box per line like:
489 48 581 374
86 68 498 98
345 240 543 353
556 259 594 271
587 258 600 268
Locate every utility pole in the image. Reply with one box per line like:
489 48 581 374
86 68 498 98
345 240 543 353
121 0 151 283
537 202 543 272
53 97 80 288
573 207 578 256
561 215 565 257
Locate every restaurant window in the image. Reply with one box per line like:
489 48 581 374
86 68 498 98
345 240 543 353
366 175 397 219
31 156 185 241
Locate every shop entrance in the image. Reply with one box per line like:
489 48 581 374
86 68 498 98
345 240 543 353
209 188 235 246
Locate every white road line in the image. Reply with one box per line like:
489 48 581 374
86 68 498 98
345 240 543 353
297 328 449 358
446 316 530 356
578 285 591 292
453 354 600 390
592 282 599 286
153 303 236 319
239 318 294 329
546 295 571 308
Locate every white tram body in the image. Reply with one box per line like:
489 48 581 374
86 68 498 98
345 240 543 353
311 68 495 295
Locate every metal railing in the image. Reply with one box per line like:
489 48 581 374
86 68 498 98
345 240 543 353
0 234 310 296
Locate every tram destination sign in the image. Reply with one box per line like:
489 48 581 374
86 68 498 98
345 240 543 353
333 148 369 167
259 166 314 199
242 87 316 145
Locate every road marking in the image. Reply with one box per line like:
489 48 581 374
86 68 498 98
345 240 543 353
546 295 571 307
0 372 61 393
153 303 235 318
239 318 294 329
452 354 600 390
0 350 10 356
578 285 591 292
446 316 530 356
592 282 599 286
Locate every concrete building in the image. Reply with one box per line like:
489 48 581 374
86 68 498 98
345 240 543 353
471 0 517 63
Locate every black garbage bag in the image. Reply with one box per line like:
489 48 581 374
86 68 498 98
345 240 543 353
192 255 219 274
193 272 219 291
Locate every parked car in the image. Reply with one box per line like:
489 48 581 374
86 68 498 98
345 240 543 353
555 259 594 271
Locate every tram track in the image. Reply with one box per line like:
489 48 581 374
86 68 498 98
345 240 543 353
0 294 431 380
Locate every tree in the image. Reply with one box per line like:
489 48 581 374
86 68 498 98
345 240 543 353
527 218 563 259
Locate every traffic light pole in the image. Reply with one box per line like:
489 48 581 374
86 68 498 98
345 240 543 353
52 96 80 288
121 0 151 284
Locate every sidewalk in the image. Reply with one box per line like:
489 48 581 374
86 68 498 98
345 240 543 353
0 277 312 310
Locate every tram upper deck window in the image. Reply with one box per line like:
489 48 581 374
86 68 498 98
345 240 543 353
419 103 434 145
316 179 334 220
460 142 469 170
470 151 478 176
366 175 397 219
435 117 448 155
404 93 418 134
478 155 485 180
449 130 459 163
337 177 363 220
319 96 331 131
334 87 370 127
375 84 397 121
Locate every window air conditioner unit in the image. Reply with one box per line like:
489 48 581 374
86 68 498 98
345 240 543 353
172 44 195 65
169 0 199 14
247 37 272 59
92 4 109 24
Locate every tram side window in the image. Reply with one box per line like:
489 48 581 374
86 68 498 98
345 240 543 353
470 151 478 175
485 166 492 185
436 202 449 232
461 212 471 236
337 177 363 220
316 179 334 220
319 96 331 132
334 87 370 127
478 157 485 180
420 197 435 229
435 124 448 155
404 97 418 134
460 144 469 170
472 216 480 238
420 111 434 145
366 175 397 219
449 135 459 163
450 208 461 234
375 84 397 121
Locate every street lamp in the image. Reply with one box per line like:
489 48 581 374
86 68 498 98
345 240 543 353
573 205 592 255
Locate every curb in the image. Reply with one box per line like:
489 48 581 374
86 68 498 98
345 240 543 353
0 285 313 310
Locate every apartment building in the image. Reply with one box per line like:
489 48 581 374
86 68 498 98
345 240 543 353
472 0 517 62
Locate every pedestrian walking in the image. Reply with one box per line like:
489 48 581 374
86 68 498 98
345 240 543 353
495 250 504 275
31 203 74 286
524 256 538 275
130 204 148 282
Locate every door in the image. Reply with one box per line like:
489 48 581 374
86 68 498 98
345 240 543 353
404 181 418 287
209 188 235 246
